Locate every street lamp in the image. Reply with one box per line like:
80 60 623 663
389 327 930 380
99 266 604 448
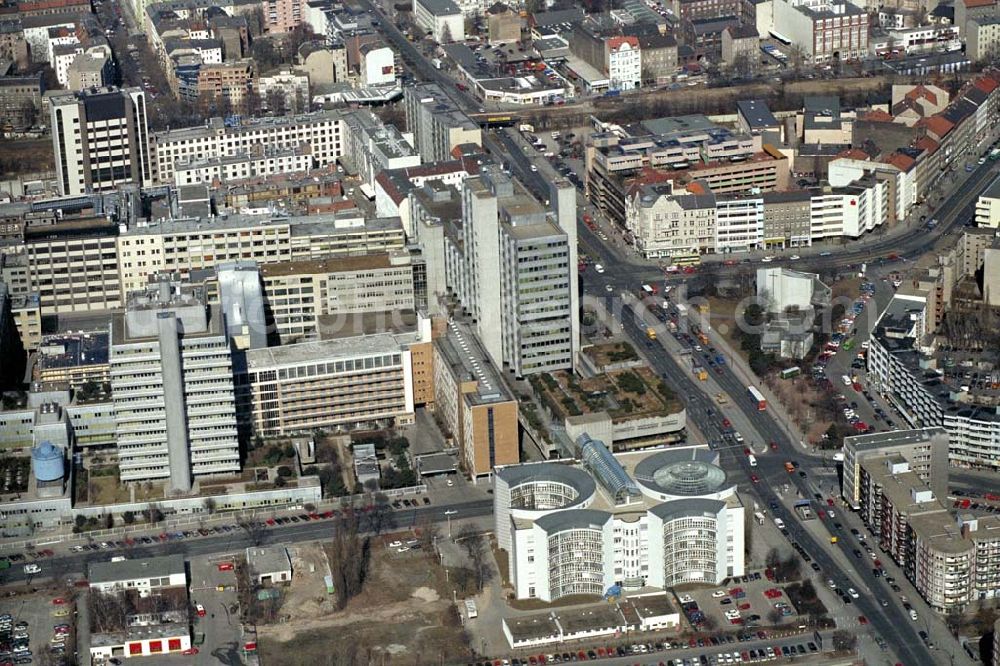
444 509 457 538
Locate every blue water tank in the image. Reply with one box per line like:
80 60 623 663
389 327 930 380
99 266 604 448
31 441 65 482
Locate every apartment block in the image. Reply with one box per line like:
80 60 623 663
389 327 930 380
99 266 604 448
761 190 812 248
403 83 482 163
111 278 241 490
625 185 716 259
342 110 421 188
968 17 1000 63
152 110 345 184
433 321 518 478
259 252 417 343
50 87 152 196
239 315 433 437
265 0 303 32
715 195 763 251
842 428 949 510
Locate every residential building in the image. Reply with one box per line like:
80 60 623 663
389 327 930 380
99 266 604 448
256 69 310 113
968 17 1000 62
152 109 345 184
636 32 678 86
768 0 869 63
66 50 115 90
433 320 519 478
188 60 255 109
0 72 43 132
111 277 241 490
414 0 465 43
670 0 754 22
49 87 152 196
240 315 433 436
403 83 482 168
721 24 759 76
487 2 522 44
570 20 642 91
265 0 303 33
298 40 349 85
0 282 26 390
761 190 812 248
0 19 29 69
842 427 950 510
360 44 395 86
259 252 417 343
495 443 745 601
624 184 716 259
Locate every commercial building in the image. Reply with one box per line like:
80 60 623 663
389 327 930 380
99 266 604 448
35 330 110 389
111 277 241 491
975 176 1000 228
433 320 519 478
259 252 417 343
447 167 577 377
246 546 292 584
624 185 716 259
715 195 764 252
116 208 406 295
359 44 395 86
171 145 314 186
414 0 465 43
761 190 812 248
841 427 950 510
88 554 188 593
49 87 152 196
769 0 869 63
240 315 433 437
342 110 421 188
403 83 482 163
495 443 745 602
152 110 344 184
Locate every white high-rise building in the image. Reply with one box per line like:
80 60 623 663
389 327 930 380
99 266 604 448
49 87 152 196
448 166 576 376
111 277 240 491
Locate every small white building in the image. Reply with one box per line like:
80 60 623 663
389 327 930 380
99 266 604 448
246 546 293 585
607 36 642 91
756 267 831 314
88 554 187 594
360 44 395 86
414 0 465 43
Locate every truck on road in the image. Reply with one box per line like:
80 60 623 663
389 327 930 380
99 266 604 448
773 517 785 529
646 327 657 340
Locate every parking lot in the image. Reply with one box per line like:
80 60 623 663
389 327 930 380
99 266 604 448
680 571 802 632
1 585 78 665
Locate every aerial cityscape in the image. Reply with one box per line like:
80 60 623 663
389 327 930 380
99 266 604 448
2 0 1000 662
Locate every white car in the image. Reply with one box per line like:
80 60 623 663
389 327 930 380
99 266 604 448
389 540 403 548
397 546 410 553
711 590 727 598
789 254 800 260
848 588 860 599
530 165 538 172
605 284 614 292
761 256 774 263
594 264 605 274
827 579 836 589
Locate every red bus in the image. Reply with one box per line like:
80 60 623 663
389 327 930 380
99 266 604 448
748 385 767 411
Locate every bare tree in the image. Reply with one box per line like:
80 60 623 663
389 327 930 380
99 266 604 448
831 630 857 652
325 510 371 610
238 519 266 547
456 524 489 591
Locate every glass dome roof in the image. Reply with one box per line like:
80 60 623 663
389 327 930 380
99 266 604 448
651 460 727 496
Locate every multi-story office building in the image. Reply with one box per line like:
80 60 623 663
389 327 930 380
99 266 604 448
433 320 519 478
35 330 110 389
259 252 417 343
151 110 345 184
768 0 869 63
171 146 314 186
715 196 764 252
495 443 745 601
761 190 812 248
403 84 482 163
448 167 577 377
975 176 1000 228
240 315 433 436
111 277 241 490
342 110 421 188
117 210 406 295
49 87 152 196
842 428 949 510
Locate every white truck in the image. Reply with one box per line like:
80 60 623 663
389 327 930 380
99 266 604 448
24 564 41 575
773 517 785 530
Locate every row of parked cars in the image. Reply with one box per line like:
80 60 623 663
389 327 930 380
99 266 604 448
0 613 33 665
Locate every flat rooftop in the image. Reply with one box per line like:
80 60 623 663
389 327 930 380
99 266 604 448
246 328 425 369
846 427 947 452
436 320 512 406
259 252 406 278
88 554 185 585
36 331 110 371
504 614 561 642
558 605 625 635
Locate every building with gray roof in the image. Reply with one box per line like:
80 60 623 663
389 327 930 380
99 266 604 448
493 441 745 601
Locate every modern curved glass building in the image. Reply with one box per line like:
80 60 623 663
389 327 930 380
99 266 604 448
495 441 745 601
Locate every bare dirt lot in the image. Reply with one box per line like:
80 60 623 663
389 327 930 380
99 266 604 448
258 540 470 666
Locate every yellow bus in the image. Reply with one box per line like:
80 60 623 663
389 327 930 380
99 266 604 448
670 252 701 267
